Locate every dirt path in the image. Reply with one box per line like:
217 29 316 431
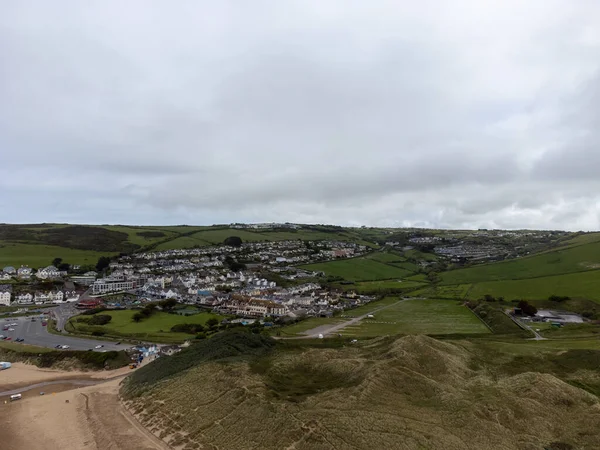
291 299 406 339
0 367 170 450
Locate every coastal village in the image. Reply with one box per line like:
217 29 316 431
0 239 374 321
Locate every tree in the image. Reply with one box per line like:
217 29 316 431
132 312 144 322
206 317 219 328
517 300 538 316
58 262 70 272
224 236 243 247
52 257 63 267
96 256 111 272
159 298 178 311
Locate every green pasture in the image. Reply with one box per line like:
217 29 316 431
340 299 490 337
0 241 110 268
301 257 415 282
440 240 600 285
69 310 226 343
466 269 600 302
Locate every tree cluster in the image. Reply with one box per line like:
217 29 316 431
548 295 571 302
132 303 158 322
88 314 112 326
517 300 538 316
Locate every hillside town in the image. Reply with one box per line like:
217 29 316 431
0 239 372 320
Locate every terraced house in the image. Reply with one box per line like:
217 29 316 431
0 285 12 306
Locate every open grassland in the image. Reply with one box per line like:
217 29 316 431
122 332 600 450
69 310 225 343
348 279 427 293
102 225 178 247
340 299 490 337
153 235 211 250
412 284 472 299
0 241 110 268
301 256 415 281
466 269 600 302
441 239 600 285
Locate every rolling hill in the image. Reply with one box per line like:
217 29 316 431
121 331 600 450
0 223 373 268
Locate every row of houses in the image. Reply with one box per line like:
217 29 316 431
0 286 80 305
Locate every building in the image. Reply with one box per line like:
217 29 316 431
34 291 64 304
70 275 97 286
36 265 61 280
3 266 16 275
17 266 33 279
0 285 12 306
76 298 103 309
91 279 135 295
15 293 33 304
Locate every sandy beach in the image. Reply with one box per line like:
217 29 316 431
0 364 169 450
0 362 134 391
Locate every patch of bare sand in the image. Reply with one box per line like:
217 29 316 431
0 378 169 450
0 362 134 391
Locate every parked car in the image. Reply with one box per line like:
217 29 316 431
61 345 70 349
16 338 24 342
55 344 62 349
95 345 104 349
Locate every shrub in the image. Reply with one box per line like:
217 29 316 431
91 330 106 336
88 314 112 326
549 295 571 302
171 323 205 334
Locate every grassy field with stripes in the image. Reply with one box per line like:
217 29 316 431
340 299 490 337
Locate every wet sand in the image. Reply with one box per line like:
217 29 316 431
0 364 169 450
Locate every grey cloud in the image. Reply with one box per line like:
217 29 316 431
1 1 600 229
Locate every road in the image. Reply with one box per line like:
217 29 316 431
504 310 546 340
293 299 408 339
1 314 131 352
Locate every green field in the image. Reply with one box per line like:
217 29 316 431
0 241 110 268
441 240 600 285
340 299 490 336
301 256 416 282
348 279 427 293
467 269 600 302
69 310 226 343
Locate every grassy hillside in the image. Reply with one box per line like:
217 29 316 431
0 223 376 267
120 332 600 450
425 232 600 303
441 238 600 285
301 253 418 282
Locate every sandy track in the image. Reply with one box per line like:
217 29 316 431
0 365 170 450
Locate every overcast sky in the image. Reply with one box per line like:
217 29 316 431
1 1 600 230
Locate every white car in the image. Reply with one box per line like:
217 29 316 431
61 345 70 349
8 328 14 332
95 345 104 349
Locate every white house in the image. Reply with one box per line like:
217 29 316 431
3 266 16 275
15 293 33 304
63 289 80 302
35 291 64 304
0 273 12 281
0 286 12 306
36 265 61 280
17 266 33 279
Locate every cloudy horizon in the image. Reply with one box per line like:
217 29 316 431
1 1 600 231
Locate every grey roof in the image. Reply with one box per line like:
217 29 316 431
0 285 13 293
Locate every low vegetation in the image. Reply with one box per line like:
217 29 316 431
121 334 600 450
0 342 129 370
